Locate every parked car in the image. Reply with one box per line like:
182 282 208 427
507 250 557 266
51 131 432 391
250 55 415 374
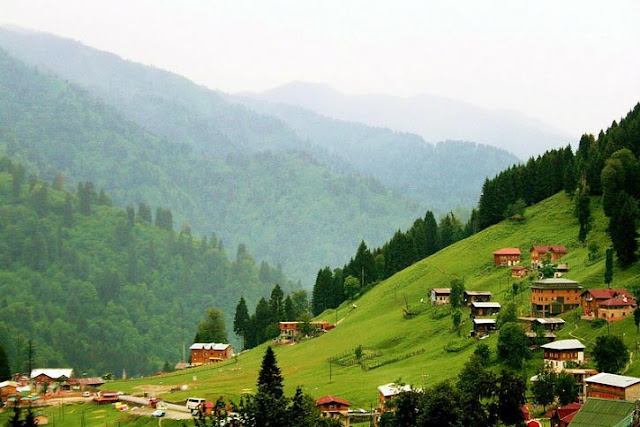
186 397 206 412
151 410 165 417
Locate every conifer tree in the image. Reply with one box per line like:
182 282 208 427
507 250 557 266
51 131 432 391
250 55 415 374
254 346 288 426
233 297 250 349
0 342 10 381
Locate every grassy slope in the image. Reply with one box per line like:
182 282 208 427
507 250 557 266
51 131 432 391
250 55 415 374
109 192 640 408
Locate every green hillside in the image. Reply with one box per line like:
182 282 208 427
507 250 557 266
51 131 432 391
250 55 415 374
108 191 640 407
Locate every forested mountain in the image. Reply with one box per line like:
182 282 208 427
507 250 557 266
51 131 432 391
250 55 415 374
231 96 519 210
0 157 290 376
0 38 423 282
250 81 573 159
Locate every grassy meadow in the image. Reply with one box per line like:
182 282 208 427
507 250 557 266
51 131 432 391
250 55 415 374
107 192 640 408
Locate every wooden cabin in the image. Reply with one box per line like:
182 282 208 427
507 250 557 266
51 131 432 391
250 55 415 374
189 343 233 365
430 288 451 305
463 290 492 306
530 245 567 267
585 373 640 401
278 321 332 340
378 383 412 412
541 339 585 372
511 266 531 278
316 395 351 426
581 288 635 320
472 318 497 337
470 301 501 318
493 248 521 266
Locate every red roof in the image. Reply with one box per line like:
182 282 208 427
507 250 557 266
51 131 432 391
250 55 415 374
546 402 582 423
493 248 521 255
316 395 351 407
531 245 567 254
600 297 636 307
585 288 634 300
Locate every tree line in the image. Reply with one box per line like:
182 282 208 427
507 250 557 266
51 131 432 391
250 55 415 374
311 103 640 316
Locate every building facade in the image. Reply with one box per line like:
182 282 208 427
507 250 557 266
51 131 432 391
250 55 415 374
493 248 521 266
585 373 640 401
530 278 582 317
189 343 233 365
430 288 451 305
541 339 585 372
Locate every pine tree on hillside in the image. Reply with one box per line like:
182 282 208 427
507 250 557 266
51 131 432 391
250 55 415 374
233 297 250 350
254 346 288 426
0 343 10 381
608 193 639 267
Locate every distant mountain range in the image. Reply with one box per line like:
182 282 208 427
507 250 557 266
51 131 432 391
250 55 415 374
0 26 521 282
248 81 574 159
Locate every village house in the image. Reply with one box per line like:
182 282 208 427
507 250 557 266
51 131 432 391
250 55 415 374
585 372 640 401
541 339 585 372
581 288 636 321
316 395 351 426
189 343 233 365
378 383 412 412
30 368 73 384
530 245 567 267
463 290 492 306
563 368 599 399
493 247 521 266
547 402 582 427
0 381 18 403
530 278 583 317
511 266 531 278
534 317 566 331
472 318 497 337
569 398 636 427
69 377 105 392
278 321 332 340
430 288 451 305
470 301 501 318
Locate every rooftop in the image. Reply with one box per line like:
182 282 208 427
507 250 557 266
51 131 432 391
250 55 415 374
599 298 635 307
378 383 412 397
473 319 497 325
189 343 230 351
493 247 521 255
534 278 579 285
541 339 585 351
464 291 492 296
535 317 566 325
583 288 634 300
570 397 635 427
585 372 640 388
30 369 73 380
471 302 501 308
431 288 451 294
316 395 351 407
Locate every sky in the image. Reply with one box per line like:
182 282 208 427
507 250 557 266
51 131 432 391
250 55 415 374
1 0 639 136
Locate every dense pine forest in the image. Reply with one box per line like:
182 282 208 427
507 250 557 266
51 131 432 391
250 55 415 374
0 157 292 376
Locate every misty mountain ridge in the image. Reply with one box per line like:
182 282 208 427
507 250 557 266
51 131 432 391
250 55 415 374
249 80 574 159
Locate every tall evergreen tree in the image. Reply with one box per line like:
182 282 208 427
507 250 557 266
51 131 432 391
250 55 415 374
233 297 251 350
0 343 10 381
254 346 288 427
575 189 591 244
608 193 639 267
269 285 285 323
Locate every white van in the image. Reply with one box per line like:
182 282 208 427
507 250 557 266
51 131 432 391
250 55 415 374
186 397 206 412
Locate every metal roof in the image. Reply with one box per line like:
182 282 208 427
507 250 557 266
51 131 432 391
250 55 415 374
535 318 566 324
472 302 501 308
30 369 73 380
541 339 585 350
534 278 579 285
585 372 640 388
377 383 411 397
473 319 497 325
189 343 230 351
431 288 451 294
570 397 635 427
464 291 492 296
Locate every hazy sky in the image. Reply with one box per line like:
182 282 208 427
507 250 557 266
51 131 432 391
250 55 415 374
1 0 639 136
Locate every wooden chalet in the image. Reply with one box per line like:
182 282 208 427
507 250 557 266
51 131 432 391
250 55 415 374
430 288 451 305
530 278 582 317
30 368 73 384
581 288 636 321
316 395 351 426
463 290 492 306
189 343 233 365
585 372 640 401
69 377 105 391
378 383 411 412
472 318 497 337
470 301 501 318
0 381 18 403
530 245 567 267
493 247 521 266
511 266 531 278
541 339 585 372
278 321 332 340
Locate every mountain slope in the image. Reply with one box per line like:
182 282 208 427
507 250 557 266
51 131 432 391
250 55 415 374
250 81 574 159
0 44 422 282
109 192 640 406
232 96 520 211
